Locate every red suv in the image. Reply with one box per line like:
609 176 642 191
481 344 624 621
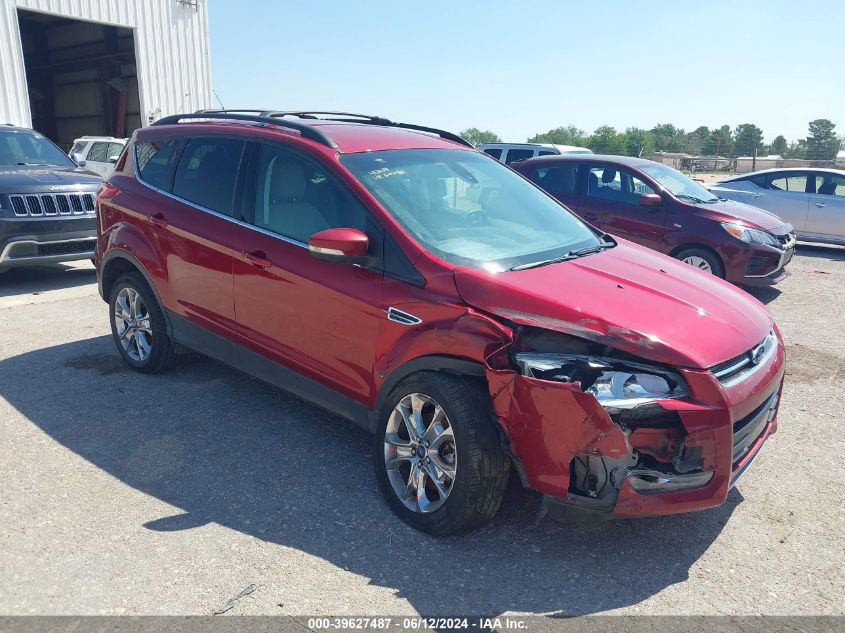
96 111 784 535
512 155 796 286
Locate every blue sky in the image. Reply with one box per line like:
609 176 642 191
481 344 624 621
209 0 844 144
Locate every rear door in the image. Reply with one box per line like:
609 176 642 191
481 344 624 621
578 163 668 251
134 135 245 358
807 172 845 241
524 160 581 210
231 141 385 408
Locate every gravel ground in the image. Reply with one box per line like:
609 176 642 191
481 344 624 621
0 249 843 617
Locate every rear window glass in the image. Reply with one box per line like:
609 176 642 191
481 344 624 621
172 138 245 216
136 139 182 190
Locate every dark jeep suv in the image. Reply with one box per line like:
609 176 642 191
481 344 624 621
0 125 101 273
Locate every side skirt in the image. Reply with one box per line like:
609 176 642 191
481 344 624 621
167 310 376 433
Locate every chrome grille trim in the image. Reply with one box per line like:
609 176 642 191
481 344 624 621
711 331 777 387
7 193 95 217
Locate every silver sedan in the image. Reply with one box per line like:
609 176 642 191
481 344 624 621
709 168 845 245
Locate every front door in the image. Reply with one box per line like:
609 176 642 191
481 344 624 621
578 164 668 251
231 141 385 410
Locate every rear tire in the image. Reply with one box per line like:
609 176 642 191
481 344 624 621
374 372 509 536
675 247 725 278
109 272 176 373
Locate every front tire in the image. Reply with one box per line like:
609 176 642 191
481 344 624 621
109 272 176 373
675 247 725 278
374 372 509 536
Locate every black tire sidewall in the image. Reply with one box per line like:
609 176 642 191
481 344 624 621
108 273 170 372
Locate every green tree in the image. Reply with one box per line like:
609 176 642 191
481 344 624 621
784 140 806 159
622 127 655 157
703 125 734 157
460 128 501 147
650 123 686 152
527 125 587 146
734 123 765 157
805 119 839 160
770 135 788 156
685 126 710 155
588 126 626 155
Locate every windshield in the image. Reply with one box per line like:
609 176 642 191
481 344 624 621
639 162 719 203
0 129 75 167
341 149 601 270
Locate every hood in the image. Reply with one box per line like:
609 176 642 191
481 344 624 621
454 240 773 369
693 197 787 233
0 166 102 192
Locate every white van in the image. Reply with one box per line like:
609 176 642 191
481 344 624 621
479 142 593 164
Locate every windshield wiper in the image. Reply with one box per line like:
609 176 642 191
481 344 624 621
16 162 50 166
507 240 614 272
676 194 708 204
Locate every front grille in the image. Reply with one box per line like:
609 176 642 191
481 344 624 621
732 389 778 464
710 331 777 386
747 256 769 275
36 240 96 257
8 193 95 217
776 232 795 247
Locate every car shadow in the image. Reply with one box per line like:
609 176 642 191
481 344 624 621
744 285 780 304
1 335 741 616
0 262 96 298
795 242 845 262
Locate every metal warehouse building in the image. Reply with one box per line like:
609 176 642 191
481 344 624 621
0 0 212 149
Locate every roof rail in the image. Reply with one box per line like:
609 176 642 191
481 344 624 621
152 112 338 149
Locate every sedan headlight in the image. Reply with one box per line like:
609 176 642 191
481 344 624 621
514 353 688 410
721 222 780 248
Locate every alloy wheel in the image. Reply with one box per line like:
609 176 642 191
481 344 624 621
383 393 457 513
114 287 152 362
682 255 713 273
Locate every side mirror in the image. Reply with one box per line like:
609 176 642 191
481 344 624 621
71 153 86 167
639 193 663 207
308 228 373 265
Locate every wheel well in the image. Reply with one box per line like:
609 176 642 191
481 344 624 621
101 256 139 300
670 242 723 264
375 356 487 414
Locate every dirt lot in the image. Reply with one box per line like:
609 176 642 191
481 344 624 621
0 249 843 617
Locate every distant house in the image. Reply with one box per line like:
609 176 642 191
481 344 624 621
646 151 694 170
735 155 784 173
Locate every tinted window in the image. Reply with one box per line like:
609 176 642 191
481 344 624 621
768 174 810 193
136 139 182 190
483 148 502 159
87 142 109 162
505 149 534 164
532 164 579 195
0 129 75 167
253 144 367 243
172 138 245 215
586 166 654 205
538 150 556 156
815 173 845 197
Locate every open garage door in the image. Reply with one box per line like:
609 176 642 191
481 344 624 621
16 9 142 150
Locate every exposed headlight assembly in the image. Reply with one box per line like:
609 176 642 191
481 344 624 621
514 353 688 410
721 222 780 248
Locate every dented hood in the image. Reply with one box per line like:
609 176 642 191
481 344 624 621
454 240 773 369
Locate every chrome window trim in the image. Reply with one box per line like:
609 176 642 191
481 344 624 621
132 145 309 251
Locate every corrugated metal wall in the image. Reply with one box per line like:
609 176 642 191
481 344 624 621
0 0 212 128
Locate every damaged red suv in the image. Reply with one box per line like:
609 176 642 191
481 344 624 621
96 111 784 535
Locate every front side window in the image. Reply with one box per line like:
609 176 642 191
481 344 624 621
639 162 718 204
0 129 75 167
532 164 579 195
172 138 245 216
107 142 125 161
253 144 367 243
505 149 534 164
586 166 654 205
87 142 109 162
136 139 182 190
341 149 600 270
768 173 811 193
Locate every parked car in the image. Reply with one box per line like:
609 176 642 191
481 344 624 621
96 110 784 535
513 154 796 285
69 136 127 178
708 168 845 246
479 142 592 164
0 125 100 273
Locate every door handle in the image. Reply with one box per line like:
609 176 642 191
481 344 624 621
814 202 827 208
584 212 598 221
149 212 168 228
242 250 272 269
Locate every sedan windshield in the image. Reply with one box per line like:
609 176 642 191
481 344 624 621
341 149 602 270
639 162 719 203
0 129 75 167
